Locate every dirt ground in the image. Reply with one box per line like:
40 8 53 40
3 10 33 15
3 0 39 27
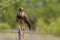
0 32 60 40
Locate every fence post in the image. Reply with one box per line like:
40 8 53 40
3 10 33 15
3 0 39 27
18 28 24 40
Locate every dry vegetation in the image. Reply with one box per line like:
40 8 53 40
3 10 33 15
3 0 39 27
0 32 60 40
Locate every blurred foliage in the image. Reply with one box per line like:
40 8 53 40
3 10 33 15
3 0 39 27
0 0 60 36
0 23 10 29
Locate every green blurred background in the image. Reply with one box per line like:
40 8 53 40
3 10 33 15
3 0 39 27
0 0 60 36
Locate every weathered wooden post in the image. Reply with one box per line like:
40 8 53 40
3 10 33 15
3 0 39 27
18 28 24 40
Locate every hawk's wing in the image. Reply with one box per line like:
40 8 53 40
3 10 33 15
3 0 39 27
23 14 31 30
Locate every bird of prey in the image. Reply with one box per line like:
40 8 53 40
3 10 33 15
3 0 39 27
16 7 31 30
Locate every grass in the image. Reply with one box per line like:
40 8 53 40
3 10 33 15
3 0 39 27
0 32 60 40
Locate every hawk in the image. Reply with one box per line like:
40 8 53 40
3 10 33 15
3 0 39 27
16 7 31 30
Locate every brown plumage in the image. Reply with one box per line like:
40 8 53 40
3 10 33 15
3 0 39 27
16 7 31 30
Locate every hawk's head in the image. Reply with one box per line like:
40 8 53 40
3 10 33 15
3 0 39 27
18 7 23 12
